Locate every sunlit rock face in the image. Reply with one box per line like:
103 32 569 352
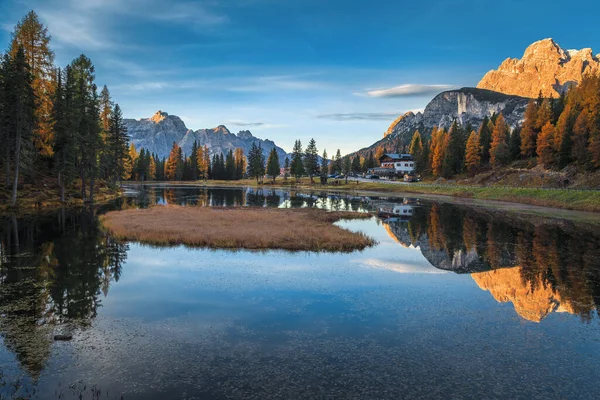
471 267 575 323
478 38 600 98
124 111 289 160
381 88 528 148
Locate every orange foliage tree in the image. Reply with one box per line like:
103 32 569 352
464 130 481 175
536 121 555 167
490 114 510 167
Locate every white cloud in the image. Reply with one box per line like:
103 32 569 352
366 84 457 98
316 112 401 121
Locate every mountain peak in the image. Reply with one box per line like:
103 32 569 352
477 38 600 98
212 125 231 135
150 110 169 123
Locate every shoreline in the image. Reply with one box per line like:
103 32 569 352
127 179 600 217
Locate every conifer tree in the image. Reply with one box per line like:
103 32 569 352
351 155 361 174
304 138 319 182
478 117 492 164
537 121 555 168
290 140 304 181
107 103 129 185
320 150 328 178
465 130 480 175
284 156 290 180
234 148 246 179
189 141 199 180
225 149 235 180
343 156 351 183
442 121 465 177
165 142 181 180
266 147 280 183
333 149 342 174
490 114 510 168
520 100 538 158
8 47 35 206
409 130 425 172
10 11 55 158
509 127 522 161
572 112 590 166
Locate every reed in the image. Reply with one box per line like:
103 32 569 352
100 205 375 252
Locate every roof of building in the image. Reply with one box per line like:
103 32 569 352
379 153 413 161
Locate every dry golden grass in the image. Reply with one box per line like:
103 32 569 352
100 205 375 252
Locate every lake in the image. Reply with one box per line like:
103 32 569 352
1 185 600 399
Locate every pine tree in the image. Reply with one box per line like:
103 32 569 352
430 128 446 177
320 150 328 178
520 100 538 158
8 47 35 206
189 141 199 180
304 138 319 183
490 114 510 168
465 130 480 175
572 112 590 166
409 130 425 172
343 156 351 183
290 140 304 181
165 142 181 180
10 11 55 158
351 155 361 174
507 126 520 161
248 142 265 183
284 156 290 180
537 121 555 168
478 117 492 164
127 143 138 180
107 103 129 185
333 149 342 174
266 147 280 183
225 149 235 180
442 121 465 177
555 104 575 168
234 148 246 179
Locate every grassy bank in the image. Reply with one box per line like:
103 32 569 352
100 205 376 252
130 179 600 213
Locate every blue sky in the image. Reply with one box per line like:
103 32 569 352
1 0 598 154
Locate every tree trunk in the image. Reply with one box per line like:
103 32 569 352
11 121 22 207
90 168 95 204
80 169 86 203
5 144 11 188
59 171 65 203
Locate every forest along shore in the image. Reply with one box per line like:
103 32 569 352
127 179 600 213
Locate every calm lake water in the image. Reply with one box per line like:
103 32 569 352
1 185 600 399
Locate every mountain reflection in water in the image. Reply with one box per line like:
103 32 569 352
380 201 600 322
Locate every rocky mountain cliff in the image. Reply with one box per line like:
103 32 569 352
124 111 289 161
353 88 529 157
477 38 600 98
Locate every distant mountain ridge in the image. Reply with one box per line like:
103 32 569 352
351 88 529 158
124 111 289 162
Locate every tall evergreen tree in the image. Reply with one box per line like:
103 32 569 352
225 149 235 180
409 130 425 172
333 149 342 174
520 100 539 158
290 140 304 181
304 138 319 183
320 150 328 178
10 10 55 158
8 47 35 206
189 141 199 180
490 114 510 168
266 147 280 183
465 130 481 176
478 117 492 164
107 103 129 186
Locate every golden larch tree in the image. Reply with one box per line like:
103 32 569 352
536 121 555 167
464 130 481 175
490 114 510 167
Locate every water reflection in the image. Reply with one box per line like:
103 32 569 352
380 202 600 322
0 208 127 384
1 186 600 398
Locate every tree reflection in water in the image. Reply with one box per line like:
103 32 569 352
0 207 128 382
381 201 600 322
